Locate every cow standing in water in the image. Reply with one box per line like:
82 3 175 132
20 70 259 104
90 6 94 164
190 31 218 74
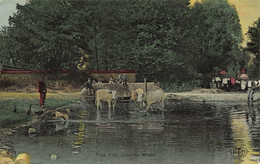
136 89 166 111
95 89 118 111
131 88 145 108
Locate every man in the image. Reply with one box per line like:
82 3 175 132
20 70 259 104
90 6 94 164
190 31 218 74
109 78 114 84
38 76 47 111
222 77 229 91
215 77 222 88
238 72 249 91
85 78 93 95
247 79 256 102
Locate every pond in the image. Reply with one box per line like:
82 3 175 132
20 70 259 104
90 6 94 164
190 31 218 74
2 100 260 164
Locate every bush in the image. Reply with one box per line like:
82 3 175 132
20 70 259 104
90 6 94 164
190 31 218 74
161 81 200 92
0 77 15 88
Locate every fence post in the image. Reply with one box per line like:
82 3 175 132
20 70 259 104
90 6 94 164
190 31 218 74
0 60 3 77
144 78 147 93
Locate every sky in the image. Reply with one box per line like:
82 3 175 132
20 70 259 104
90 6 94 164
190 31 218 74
0 0 26 27
1 0 260 44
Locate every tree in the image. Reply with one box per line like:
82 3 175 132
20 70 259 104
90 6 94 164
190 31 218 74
0 26 21 66
1 0 82 72
245 18 260 56
189 0 245 85
0 0 246 87
116 0 191 81
245 18 260 79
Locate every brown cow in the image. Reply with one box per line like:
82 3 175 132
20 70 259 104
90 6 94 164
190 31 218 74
95 89 118 111
137 89 166 111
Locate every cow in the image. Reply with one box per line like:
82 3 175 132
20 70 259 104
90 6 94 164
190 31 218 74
131 88 145 107
136 89 166 111
95 89 118 111
80 88 88 102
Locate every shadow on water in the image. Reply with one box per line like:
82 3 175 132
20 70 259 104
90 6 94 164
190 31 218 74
3 100 260 164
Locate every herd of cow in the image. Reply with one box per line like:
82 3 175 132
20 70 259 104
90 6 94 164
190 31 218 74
84 87 167 112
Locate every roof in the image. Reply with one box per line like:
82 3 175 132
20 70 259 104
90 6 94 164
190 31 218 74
91 70 136 74
1 70 70 74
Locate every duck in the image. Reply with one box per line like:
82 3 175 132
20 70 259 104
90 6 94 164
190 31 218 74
12 104 17 112
27 104 32 116
35 110 44 116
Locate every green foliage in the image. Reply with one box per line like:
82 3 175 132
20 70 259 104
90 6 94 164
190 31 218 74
245 18 260 79
161 81 200 93
245 18 260 56
248 55 260 79
189 0 244 76
1 0 82 72
0 78 15 88
0 0 245 87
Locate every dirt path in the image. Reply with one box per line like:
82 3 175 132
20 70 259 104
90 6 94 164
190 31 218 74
166 91 260 102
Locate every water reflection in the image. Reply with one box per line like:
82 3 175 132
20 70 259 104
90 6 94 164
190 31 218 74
3 102 260 164
230 102 260 164
72 110 86 154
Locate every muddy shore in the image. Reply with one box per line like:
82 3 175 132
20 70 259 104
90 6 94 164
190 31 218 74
166 90 260 103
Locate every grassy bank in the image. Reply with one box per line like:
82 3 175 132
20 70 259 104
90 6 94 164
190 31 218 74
161 82 200 92
0 92 80 128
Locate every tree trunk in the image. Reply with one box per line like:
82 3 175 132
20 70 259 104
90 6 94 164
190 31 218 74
95 35 99 70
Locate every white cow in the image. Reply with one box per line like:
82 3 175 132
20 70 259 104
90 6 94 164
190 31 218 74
95 89 118 111
131 88 145 107
136 89 166 111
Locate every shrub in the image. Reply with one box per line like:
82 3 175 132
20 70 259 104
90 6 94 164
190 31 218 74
0 77 15 88
161 81 200 92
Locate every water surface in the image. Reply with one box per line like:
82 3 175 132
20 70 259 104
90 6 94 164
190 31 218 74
3 101 260 164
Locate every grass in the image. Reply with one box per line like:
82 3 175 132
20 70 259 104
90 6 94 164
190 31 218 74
0 92 80 128
161 82 199 93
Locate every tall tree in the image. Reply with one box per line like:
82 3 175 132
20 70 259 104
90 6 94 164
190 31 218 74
1 0 82 72
245 18 260 56
245 18 260 79
117 0 191 81
190 0 244 84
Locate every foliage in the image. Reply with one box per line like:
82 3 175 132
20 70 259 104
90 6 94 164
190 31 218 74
0 78 15 88
189 0 244 79
245 18 260 79
0 0 246 86
245 18 260 56
0 0 82 72
161 81 200 93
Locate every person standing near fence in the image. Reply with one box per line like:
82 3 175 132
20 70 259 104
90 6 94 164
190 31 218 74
38 76 47 111
85 78 93 95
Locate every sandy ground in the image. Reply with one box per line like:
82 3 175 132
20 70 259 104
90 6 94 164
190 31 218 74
166 89 260 103
0 91 81 100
